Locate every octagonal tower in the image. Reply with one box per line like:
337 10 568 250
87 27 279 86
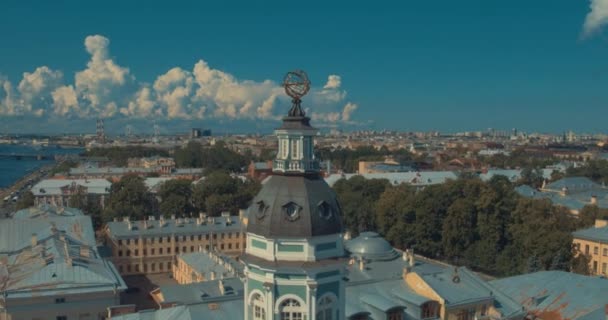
243 71 346 320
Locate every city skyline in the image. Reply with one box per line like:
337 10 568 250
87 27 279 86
1 0 608 134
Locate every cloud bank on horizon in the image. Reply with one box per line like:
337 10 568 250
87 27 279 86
583 0 608 37
0 35 358 125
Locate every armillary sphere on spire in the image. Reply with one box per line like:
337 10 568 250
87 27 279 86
282 70 310 117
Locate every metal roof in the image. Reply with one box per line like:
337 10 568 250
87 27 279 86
491 271 608 320
0 215 126 299
345 232 399 261
246 174 343 238
11 205 84 219
105 216 244 239
573 225 608 242
179 251 244 279
31 178 111 196
156 278 243 305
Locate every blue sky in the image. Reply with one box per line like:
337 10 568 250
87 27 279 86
1 0 608 134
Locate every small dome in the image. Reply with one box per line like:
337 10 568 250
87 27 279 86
345 232 398 261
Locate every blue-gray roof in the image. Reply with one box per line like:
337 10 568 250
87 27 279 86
517 177 608 211
155 278 243 305
544 177 602 193
0 215 126 299
345 232 399 261
113 299 244 320
491 271 608 319
105 216 244 239
573 225 608 242
179 251 244 279
11 205 84 219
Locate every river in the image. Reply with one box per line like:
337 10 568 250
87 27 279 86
0 144 83 188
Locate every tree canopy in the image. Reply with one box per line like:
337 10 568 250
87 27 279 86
174 141 249 172
334 174 585 276
102 174 157 221
158 179 194 218
192 170 260 216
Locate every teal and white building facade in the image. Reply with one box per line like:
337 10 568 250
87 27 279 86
242 103 346 320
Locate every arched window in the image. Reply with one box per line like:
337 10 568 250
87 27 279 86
280 298 304 320
251 293 266 320
316 295 335 320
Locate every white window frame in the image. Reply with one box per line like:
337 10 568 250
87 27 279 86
316 294 336 320
250 291 266 320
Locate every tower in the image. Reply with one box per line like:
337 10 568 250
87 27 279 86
243 70 346 320
96 118 105 144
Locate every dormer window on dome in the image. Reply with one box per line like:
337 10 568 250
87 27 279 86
255 200 268 220
318 201 334 220
283 202 301 221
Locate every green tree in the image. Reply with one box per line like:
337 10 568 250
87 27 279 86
192 171 259 216
103 175 157 221
68 188 103 229
571 252 592 275
333 176 391 234
519 167 544 187
15 191 35 210
374 184 416 247
85 147 169 166
442 198 476 262
158 179 194 218
578 205 608 228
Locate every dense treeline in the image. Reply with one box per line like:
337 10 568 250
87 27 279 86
315 146 415 173
85 147 170 166
334 175 591 276
566 159 608 184
89 172 259 223
479 148 557 169
174 141 248 172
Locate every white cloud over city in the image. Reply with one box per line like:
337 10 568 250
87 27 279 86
583 0 608 37
0 35 358 125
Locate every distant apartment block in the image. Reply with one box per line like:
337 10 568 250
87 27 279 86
127 156 176 174
103 213 246 276
325 171 458 188
516 177 607 215
0 208 126 320
31 178 111 208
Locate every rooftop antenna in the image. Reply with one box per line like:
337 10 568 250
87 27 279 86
153 122 160 144
96 118 105 144
125 124 132 138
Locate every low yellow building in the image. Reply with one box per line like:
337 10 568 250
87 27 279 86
173 249 243 284
572 219 608 275
103 212 246 276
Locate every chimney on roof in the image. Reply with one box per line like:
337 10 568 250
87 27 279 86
344 232 352 241
595 219 608 228
409 249 415 267
592 195 598 206
31 233 38 247
359 258 365 271
452 267 461 283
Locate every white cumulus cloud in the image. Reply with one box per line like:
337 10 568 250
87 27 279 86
0 35 360 124
583 0 608 37
18 66 64 116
